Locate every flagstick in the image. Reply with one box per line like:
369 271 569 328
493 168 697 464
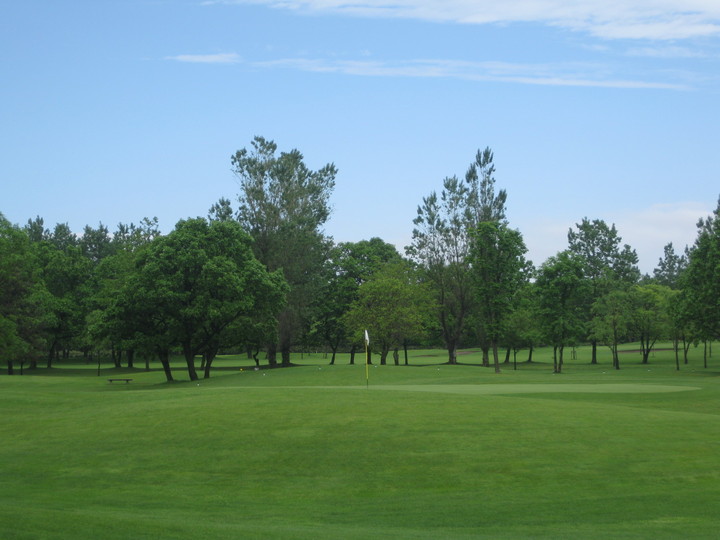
364 329 370 389
365 340 369 389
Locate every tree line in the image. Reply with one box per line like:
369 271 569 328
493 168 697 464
1 136 718 379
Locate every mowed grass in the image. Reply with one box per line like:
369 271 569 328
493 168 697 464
2 344 720 539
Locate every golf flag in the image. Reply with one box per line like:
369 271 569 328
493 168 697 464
364 329 370 388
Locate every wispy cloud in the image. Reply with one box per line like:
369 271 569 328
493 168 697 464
165 53 242 64
205 1 720 40
254 57 690 90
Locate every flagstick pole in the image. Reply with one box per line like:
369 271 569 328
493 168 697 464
365 340 369 389
364 329 369 389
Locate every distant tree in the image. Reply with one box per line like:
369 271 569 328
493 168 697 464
208 197 234 222
34 243 92 367
630 284 673 364
120 218 287 380
49 223 78 251
0 215 46 374
469 221 530 373
24 216 49 243
112 217 160 252
567 218 640 363
232 136 336 366
108 273 177 381
667 289 694 370
80 222 114 264
343 262 435 365
591 289 633 370
502 282 541 365
407 147 505 365
681 197 720 367
652 242 687 289
86 220 160 368
535 251 588 373
313 238 402 364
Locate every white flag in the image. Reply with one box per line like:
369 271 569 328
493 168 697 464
364 329 370 346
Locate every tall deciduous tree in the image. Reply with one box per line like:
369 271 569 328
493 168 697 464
681 197 720 367
343 262 435 365
407 147 506 365
123 218 287 381
567 218 640 363
86 218 161 368
469 221 530 373
35 243 93 367
313 238 401 364
630 284 673 364
502 282 541 365
535 251 588 373
232 136 336 366
591 289 633 370
0 214 46 374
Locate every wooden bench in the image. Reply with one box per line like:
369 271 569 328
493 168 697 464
108 378 133 384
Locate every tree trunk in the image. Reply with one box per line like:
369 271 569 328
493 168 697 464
393 348 399 366
590 340 598 364
113 345 122 368
380 344 389 365
504 347 511 364
557 346 564 374
126 349 135 369
492 342 500 373
7 361 14 375
157 350 174 382
640 335 651 364
267 343 277 367
613 344 620 370
527 345 533 363
674 338 680 371
182 344 199 381
349 344 356 365
47 342 56 369
281 345 291 366
403 339 409 365
203 351 218 379
481 345 490 367
447 342 457 365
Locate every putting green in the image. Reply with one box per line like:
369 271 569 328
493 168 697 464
261 384 699 395
363 384 699 395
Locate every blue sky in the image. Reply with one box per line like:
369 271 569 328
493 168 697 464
2 1 719 273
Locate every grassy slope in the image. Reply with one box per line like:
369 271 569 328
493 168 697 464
1 344 719 539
